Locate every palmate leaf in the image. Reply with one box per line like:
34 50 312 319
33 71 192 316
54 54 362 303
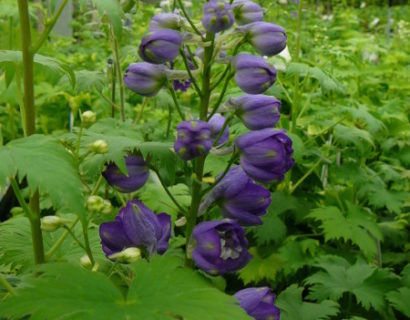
249 192 299 245
0 50 75 88
334 124 374 153
305 255 401 313
238 247 285 284
67 118 178 180
386 287 410 317
276 284 340 320
0 135 86 221
0 256 251 320
307 203 383 257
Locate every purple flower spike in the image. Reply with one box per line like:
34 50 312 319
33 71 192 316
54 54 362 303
208 114 229 146
102 154 149 193
192 220 252 275
235 129 294 183
99 200 171 259
232 54 277 94
234 287 280 320
232 0 264 25
149 13 181 31
124 62 167 96
202 0 234 33
200 166 270 226
139 29 182 64
227 94 281 130
174 120 212 161
244 22 287 56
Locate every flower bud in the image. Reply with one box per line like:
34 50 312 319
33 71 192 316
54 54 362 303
139 29 182 64
232 0 264 25
101 200 113 215
234 287 280 320
193 220 252 275
102 154 149 193
174 120 212 160
227 94 281 130
99 200 172 259
108 247 142 263
202 0 234 33
208 114 229 146
244 22 287 56
80 254 92 268
149 13 181 31
82 111 96 126
235 129 294 183
124 63 167 96
86 195 105 212
41 216 68 232
232 54 276 94
91 139 109 154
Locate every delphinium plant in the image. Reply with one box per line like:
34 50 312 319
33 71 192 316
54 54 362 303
0 0 291 319
100 0 291 318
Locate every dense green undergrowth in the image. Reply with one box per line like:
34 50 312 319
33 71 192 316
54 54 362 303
0 0 409 319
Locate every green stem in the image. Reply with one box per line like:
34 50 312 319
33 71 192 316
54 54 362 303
63 225 86 250
111 25 125 122
180 49 202 96
14 64 26 136
185 34 214 263
111 63 116 117
168 83 185 120
45 216 80 259
74 124 84 166
177 0 205 40
207 72 233 120
17 0 45 264
212 114 233 147
151 167 186 214
82 226 95 266
9 177 31 218
289 157 324 194
290 0 303 133
0 274 16 296
31 0 69 53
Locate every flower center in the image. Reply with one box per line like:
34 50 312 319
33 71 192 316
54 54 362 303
219 232 243 260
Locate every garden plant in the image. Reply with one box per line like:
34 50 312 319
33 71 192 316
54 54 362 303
0 0 409 319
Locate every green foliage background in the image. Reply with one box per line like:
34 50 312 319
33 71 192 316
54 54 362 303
0 0 409 319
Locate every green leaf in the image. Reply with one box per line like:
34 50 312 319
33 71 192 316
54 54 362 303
0 256 251 320
0 135 86 221
74 70 107 93
387 287 410 317
305 255 401 312
92 0 123 38
0 216 103 271
307 203 382 257
276 284 340 320
238 247 285 284
334 124 374 152
286 62 345 94
0 50 75 88
138 182 191 220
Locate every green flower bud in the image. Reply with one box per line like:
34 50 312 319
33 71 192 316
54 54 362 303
91 139 109 154
82 111 96 126
41 216 68 232
108 247 142 263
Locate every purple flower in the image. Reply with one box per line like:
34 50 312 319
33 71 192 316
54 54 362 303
232 0 264 25
192 220 252 275
244 22 287 56
99 200 171 259
208 114 229 145
139 29 182 64
171 49 196 92
202 0 234 33
102 154 149 193
235 129 294 183
149 13 181 31
232 54 276 94
227 94 281 130
234 287 280 320
200 166 270 226
174 120 212 160
124 62 167 96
